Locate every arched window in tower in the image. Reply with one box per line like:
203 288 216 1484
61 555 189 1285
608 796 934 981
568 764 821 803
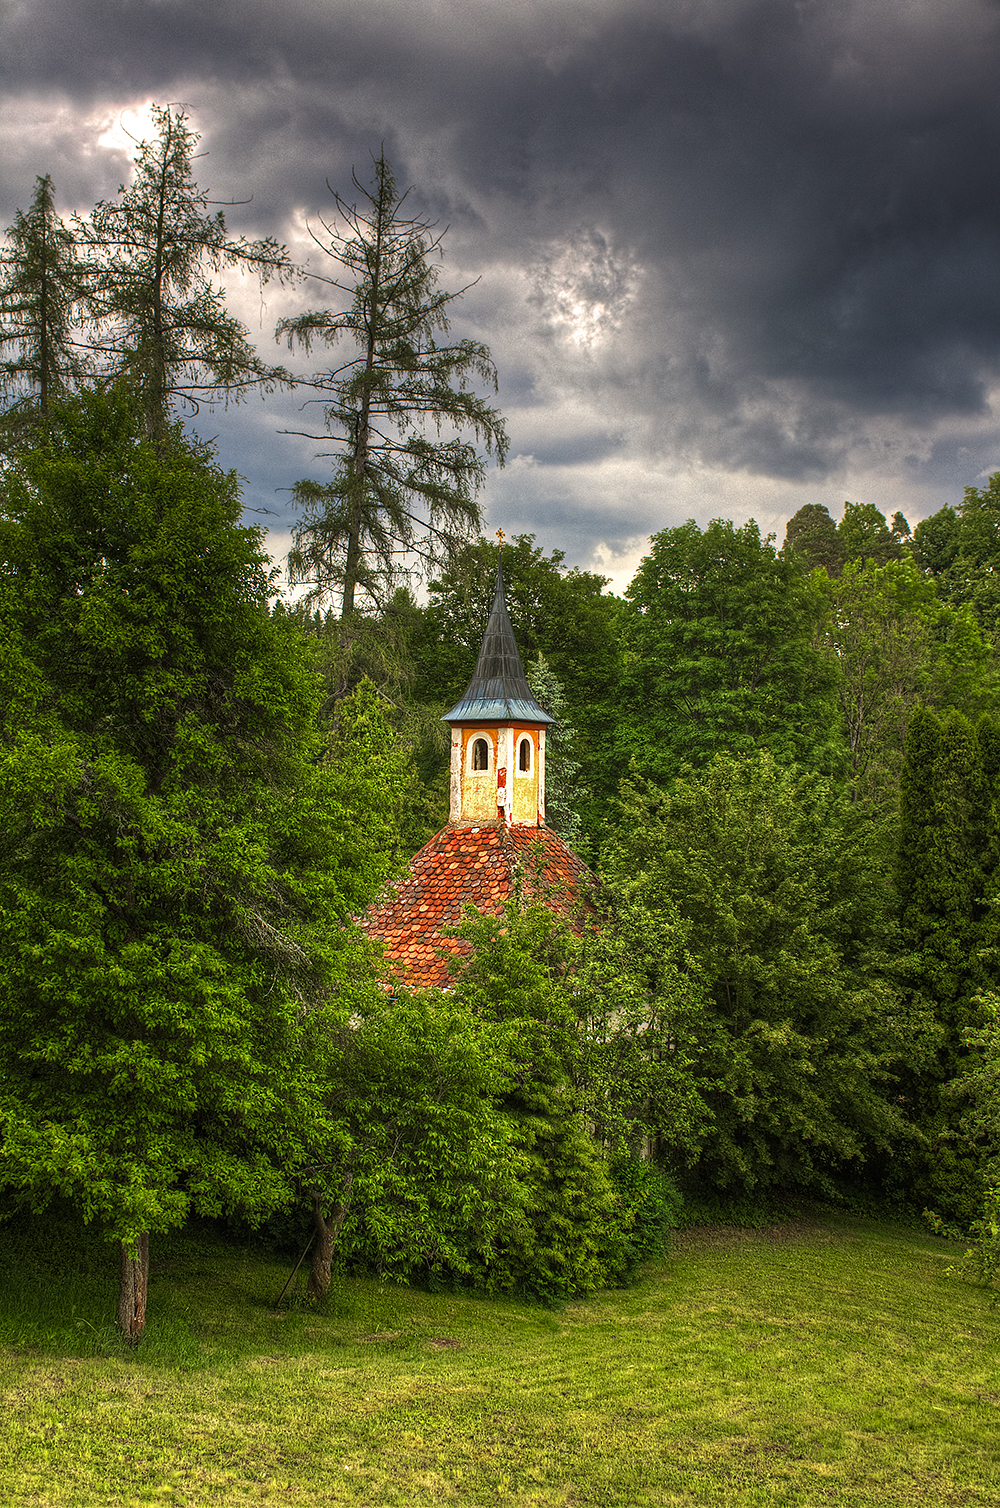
471 737 490 772
518 736 532 773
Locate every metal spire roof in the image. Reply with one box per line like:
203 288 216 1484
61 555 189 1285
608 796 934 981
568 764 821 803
443 556 554 725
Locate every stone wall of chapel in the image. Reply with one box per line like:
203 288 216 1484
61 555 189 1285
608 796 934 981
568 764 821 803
511 729 540 825
460 728 499 822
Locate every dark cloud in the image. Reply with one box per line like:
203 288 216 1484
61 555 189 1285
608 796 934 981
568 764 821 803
4 0 1000 579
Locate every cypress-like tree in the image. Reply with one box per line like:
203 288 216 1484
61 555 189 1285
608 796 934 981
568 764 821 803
898 708 989 1069
897 706 1000 1217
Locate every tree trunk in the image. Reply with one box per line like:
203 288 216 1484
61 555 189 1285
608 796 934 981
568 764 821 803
117 1232 149 1345
307 1171 354 1302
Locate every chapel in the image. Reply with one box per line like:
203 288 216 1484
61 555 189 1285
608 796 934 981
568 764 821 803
361 550 591 987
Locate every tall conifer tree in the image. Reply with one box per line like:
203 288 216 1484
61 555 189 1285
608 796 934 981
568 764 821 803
0 175 91 423
279 154 507 623
81 105 293 441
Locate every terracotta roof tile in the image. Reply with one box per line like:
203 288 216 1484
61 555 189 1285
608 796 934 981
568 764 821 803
361 822 593 989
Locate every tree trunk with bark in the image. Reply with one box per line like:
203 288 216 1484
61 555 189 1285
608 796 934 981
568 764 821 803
117 1231 149 1344
307 1171 354 1302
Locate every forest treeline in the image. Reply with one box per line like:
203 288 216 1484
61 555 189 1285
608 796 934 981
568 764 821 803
5 108 1000 1339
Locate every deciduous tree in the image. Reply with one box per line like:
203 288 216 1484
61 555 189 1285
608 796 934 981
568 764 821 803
617 519 844 786
783 502 844 575
0 389 401 1341
818 556 995 811
603 753 924 1197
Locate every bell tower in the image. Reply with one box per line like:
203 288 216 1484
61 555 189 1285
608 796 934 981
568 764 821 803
361 535 591 989
442 545 553 828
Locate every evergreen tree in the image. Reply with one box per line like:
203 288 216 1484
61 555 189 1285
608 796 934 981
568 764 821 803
896 706 1000 1218
0 175 91 423
897 707 992 1076
526 653 586 846
278 154 507 623
80 105 293 440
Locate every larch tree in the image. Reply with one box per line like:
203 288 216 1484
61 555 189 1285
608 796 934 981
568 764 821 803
0 175 92 423
80 104 294 441
278 153 508 627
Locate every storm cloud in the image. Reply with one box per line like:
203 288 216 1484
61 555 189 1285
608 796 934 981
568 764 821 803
4 0 1000 585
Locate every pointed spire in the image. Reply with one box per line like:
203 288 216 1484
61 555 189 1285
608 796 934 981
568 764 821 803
443 555 553 725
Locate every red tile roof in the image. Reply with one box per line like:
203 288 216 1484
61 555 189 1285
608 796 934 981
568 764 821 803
361 822 593 989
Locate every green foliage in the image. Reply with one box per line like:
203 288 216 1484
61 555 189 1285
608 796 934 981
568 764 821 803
446 898 687 1300
603 1156 683 1275
837 501 905 568
912 473 1000 644
617 518 844 788
897 712 1000 1218
451 901 618 1299
897 709 999 1078
81 105 292 438
0 174 92 421
279 153 507 619
912 505 962 578
322 676 425 904
818 555 995 811
0 389 391 1256
526 653 585 845
926 995 1000 1287
321 991 528 1283
569 899 713 1168
784 502 844 575
289 592 451 852
603 753 923 1197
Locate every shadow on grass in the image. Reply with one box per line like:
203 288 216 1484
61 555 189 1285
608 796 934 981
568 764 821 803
0 1198 565 1370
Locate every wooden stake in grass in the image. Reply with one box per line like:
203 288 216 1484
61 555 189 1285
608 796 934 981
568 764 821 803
117 1232 149 1345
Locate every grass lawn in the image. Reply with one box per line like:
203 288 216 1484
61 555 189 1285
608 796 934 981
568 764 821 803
0 1210 997 1505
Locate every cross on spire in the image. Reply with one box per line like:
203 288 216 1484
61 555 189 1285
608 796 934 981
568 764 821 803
496 528 505 549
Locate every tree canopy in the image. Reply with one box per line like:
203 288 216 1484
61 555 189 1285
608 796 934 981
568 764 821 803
617 518 844 786
0 389 406 1338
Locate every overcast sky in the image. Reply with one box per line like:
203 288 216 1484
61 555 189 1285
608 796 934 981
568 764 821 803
5 0 1000 592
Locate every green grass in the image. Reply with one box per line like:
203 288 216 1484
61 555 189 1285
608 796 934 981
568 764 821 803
1 1210 998 1505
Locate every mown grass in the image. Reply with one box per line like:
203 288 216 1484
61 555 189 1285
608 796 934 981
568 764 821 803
1 1208 998 1505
